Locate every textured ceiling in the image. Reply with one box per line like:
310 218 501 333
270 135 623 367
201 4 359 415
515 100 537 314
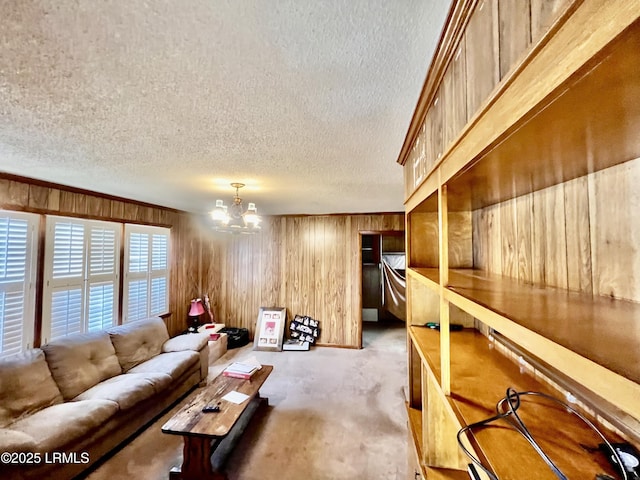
0 0 450 215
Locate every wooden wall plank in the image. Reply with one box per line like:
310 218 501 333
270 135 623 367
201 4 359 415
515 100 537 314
448 212 473 269
530 0 572 44
464 0 499 116
0 180 29 207
515 194 533 283
59 190 74 214
499 198 518 279
589 159 640 301
442 42 468 152
542 183 568 289
110 200 125 220
313 218 325 339
472 209 487 270
73 192 88 216
326 217 340 344
431 87 444 163
564 176 592 294
345 216 354 345
423 111 435 178
485 203 503 275
410 212 439 268
498 0 532 79
28 184 52 210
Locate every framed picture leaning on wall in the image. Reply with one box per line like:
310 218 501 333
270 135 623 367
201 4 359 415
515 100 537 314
253 307 286 351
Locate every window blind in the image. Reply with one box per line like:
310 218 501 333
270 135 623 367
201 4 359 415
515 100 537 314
42 217 120 342
0 212 37 357
123 225 170 322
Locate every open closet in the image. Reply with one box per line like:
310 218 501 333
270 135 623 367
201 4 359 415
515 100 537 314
361 232 406 325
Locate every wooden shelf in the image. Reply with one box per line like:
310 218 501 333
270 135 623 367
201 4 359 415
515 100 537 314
410 327 621 480
444 268 640 420
409 326 442 382
407 268 440 292
446 269 640 380
406 402 424 463
406 267 640 420
407 7 640 214
424 467 469 480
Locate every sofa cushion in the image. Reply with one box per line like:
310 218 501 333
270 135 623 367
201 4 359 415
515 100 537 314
0 428 37 452
73 373 169 409
0 350 63 428
162 333 208 353
128 351 199 381
42 331 122 400
10 400 118 453
108 317 170 371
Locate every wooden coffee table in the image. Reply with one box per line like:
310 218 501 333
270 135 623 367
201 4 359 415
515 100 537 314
162 365 273 480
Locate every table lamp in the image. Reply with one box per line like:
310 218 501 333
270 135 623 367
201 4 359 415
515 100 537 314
187 298 205 333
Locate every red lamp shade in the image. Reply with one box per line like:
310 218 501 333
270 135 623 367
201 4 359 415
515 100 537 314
188 299 205 317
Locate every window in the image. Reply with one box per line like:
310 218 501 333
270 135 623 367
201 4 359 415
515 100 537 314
123 225 170 322
42 217 120 342
0 211 38 358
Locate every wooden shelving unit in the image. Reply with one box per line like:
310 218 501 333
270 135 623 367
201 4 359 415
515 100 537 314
400 0 640 478
409 327 621 479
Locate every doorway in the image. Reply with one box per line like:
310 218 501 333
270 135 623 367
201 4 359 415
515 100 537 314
360 231 406 348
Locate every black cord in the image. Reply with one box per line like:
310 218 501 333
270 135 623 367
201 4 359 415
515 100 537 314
456 388 629 480
499 388 567 479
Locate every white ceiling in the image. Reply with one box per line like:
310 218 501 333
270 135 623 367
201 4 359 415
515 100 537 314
0 0 450 215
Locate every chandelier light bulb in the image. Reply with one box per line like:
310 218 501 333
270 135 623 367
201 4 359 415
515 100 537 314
245 203 259 225
211 200 227 222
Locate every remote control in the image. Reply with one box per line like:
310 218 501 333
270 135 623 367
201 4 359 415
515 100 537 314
202 405 220 413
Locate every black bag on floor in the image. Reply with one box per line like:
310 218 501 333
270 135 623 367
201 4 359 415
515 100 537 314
219 327 250 349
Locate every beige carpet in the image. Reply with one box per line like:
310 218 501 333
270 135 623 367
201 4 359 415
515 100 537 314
85 322 408 480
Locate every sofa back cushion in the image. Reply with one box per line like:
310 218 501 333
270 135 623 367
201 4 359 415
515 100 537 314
108 317 170 372
0 349 63 428
42 331 122 400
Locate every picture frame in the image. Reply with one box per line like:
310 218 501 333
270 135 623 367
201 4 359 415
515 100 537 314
253 307 286 351
289 314 320 344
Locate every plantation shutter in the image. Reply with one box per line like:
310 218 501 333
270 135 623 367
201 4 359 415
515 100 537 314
87 227 118 331
123 225 170 322
48 221 85 340
0 212 37 357
150 233 168 315
43 217 119 342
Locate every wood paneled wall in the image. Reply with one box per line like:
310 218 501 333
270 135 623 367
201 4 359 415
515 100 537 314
473 156 640 303
1 174 405 347
409 211 472 269
0 175 201 337
199 214 404 348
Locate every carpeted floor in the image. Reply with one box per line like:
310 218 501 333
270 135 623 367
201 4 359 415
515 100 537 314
85 321 408 480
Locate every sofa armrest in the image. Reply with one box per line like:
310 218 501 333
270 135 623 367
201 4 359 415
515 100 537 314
0 428 37 452
162 333 209 353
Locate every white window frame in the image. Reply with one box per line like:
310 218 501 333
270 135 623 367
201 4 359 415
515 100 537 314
123 224 170 323
42 216 121 343
0 210 38 358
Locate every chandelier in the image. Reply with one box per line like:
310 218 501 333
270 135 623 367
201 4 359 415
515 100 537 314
210 183 261 233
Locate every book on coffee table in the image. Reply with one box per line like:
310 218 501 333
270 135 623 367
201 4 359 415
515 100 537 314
223 359 262 379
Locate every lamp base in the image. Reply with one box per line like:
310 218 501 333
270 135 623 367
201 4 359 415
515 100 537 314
187 316 201 334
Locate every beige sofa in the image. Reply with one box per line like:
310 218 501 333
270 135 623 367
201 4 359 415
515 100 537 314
0 317 211 480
